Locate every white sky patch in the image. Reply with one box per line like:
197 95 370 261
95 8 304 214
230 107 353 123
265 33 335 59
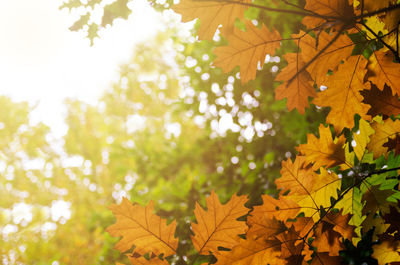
50 200 71 222
12 203 33 225
0 0 161 138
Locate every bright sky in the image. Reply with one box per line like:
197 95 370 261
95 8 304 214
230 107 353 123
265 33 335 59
0 0 160 137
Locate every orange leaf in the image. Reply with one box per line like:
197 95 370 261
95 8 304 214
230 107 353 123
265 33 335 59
297 124 346 170
106 198 178 257
213 236 283 265
213 21 281 84
172 0 250 40
191 191 249 255
301 0 354 30
313 55 371 131
361 85 400 118
275 53 316 114
250 194 300 223
246 215 286 240
368 51 400 95
275 156 316 197
128 255 170 265
298 31 354 85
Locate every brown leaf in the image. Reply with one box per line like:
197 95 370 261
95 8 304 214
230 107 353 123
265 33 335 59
361 85 400 118
106 198 178 257
275 53 316 114
191 191 249 255
172 0 250 40
213 21 281 84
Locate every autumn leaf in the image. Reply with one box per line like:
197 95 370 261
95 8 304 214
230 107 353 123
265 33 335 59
301 0 354 30
361 85 400 118
213 21 281 84
353 118 375 161
298 30 354 85
246 214 286 240
275 53 316 114
335 186 365 238
127 254 170 265
213 236 283 265
372 241 400 265
322 210 356 240
191 191 249 255
106 198 178 257
368 51 400 95
363 0 400 31
313 55 371 131
297 124 347 170
368 118 400 158
312 221 343 256
275 156 316 197
172 0 250 40
249 194 300 223
296 168 341 221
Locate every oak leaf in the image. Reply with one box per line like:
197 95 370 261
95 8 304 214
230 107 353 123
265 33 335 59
106 198 178 257
172 0 250 40
191 191 248 255
368 51 400 95
297 124 347 170
301 0 354 30
298 31 354 85
296 168 341 221
127 255 170 265
372 241 400 265
368 118 400 158
313 56 371 131
250 194 300 223
353 118 375 161
361 85 400 118
275 156 316 197
213 21 281 84
275 53 316 114
213 236 283 265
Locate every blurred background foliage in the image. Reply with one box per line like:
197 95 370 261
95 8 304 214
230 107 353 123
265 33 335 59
1 0 326 264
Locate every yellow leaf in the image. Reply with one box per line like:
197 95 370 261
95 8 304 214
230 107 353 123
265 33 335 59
313 55 371 131
353 119 375 161
297 168 341 222
106 198 178 257
372 241 400 265
191 191 249 255
368 118 400 158
297 124 347 170
213 21 281 84
172 0 250 40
